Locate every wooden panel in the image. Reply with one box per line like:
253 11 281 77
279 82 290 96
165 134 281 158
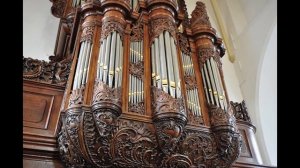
23 81 64 152
23 92 53 129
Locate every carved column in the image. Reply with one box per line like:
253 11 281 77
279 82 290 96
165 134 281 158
190 2 242 167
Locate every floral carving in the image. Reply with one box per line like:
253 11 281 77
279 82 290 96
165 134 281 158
129 61 144 80
130 23 143 42
190 1 211 27
161 154 192 168
230 100 252 123
187 109 204 125
92 81 122 107
129 102 145 115
209 104 236 127
68 86 85 107
101 20 125 41
80 26 95 43
150 17 176 44
178 33 191 55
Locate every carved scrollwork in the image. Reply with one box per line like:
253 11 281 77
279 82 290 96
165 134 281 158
230 100 252 123
23 57 71 86
92 81 122 107
161 154 192 168
81 26 95 43
50 0 66 18
130 23 143 42
150 17 176 44
129 61 144 80
129 102 145 115
184 75 197 90
68 86 85 107
190 1 211 27
178 33 191 55
101 20 125 41
111 120 158 167
180 130 217 167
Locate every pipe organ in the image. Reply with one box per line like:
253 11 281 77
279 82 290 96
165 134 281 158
43 0 249 167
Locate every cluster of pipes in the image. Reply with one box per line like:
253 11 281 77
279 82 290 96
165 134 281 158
200 56 227 111
151 31 181 99
72 40 93 90
96 31 124 88
129 40 144 105
181 53 201 116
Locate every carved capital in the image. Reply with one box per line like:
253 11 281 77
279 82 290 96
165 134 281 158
150 17 176 44
190 1 211 27
50 0 67 18
198 47 215 64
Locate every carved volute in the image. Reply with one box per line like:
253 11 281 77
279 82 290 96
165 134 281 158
22 0 243 167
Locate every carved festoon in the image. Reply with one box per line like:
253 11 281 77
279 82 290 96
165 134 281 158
101 20 125 41
80 26 95 43
130 23 144 42
23 57 71 86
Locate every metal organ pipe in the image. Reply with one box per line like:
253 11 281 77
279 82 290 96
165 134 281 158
164 32 176 97
170 35 181 98
72 41 85 90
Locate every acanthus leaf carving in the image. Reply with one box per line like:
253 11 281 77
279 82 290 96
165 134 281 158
198 47 215 65
187 108 204 125
184 75 197 90
190 1 211 27
23 57 71 86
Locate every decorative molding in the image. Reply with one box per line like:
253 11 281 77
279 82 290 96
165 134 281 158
178 33 191 55
129 61 144 80
230 100 252 123
23 57 71 86
150 17 176 44
130 22 144 42
190 1 211 27
129 102 145 115
101 20 125 41
50 0 67 18
80 26 95 43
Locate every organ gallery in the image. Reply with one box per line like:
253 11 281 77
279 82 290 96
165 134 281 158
23 0 272 167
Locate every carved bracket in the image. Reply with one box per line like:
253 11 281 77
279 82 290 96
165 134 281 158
50 0 67 18
23 57 71 86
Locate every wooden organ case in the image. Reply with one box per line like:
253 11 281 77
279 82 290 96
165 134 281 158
23 0 275 167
